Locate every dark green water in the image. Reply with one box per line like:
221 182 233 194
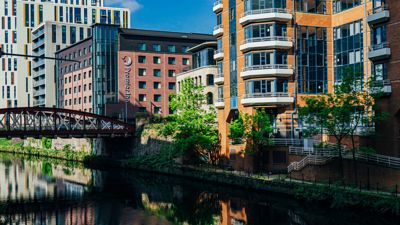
0 153 398 225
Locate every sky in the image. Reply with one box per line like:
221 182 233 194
105 0 216 34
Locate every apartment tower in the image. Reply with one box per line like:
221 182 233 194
214 0 400 159
0 0 130 108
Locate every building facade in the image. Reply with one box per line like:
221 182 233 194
176 41 219 110
214 0 400 158
56 24 215 122
0 0 130 108
56 37 93 112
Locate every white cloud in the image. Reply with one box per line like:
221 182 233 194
106 0 142 12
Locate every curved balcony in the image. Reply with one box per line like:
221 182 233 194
213 24 224 37
215 74 224 84
213 0 223 13
215 98 225 108
241 93 294 106
240 36 293 52
369 42 391 61
240 8 292 25
240 65 293 79
214 49 224 61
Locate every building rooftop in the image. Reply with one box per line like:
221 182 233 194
119 28 214 41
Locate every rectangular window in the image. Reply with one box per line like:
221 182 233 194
138 56 146 63
154 94 162 102
61 26 66 44
138 43 146 51
168 82 176 90
70 26 76 44
138 68 146 76
79 27 84 40
153 56 161 64
168 57 176 65
139 94 146 101
153 82 161 89
52 25 57 43
182 58 189 65
168 70 176 77
167 45 176 53
153 44 161 52
139 81 147 89
153 69 161 77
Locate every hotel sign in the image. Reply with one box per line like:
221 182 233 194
122 56 132 103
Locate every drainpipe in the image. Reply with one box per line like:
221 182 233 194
291 0 298 140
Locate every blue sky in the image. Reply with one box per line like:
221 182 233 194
105 0 216 34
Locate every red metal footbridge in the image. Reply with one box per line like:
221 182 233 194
0 107 135 138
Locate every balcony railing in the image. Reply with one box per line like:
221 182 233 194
368 4 389 15
214 0 222 6
214 24 223 31
242 64 293 72
217 98 224 102
242 8 292 17
244 92 290 99
214 49 224 55
242 36 292 45
369 42 389 51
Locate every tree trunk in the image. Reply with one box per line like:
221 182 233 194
337 139 344 182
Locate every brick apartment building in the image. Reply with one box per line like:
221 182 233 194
213 0 400 164
56 24 214 122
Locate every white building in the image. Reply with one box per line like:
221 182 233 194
176 42 219 110
0 0 130 108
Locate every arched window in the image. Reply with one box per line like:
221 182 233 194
207 92 214 105
207 74 214 86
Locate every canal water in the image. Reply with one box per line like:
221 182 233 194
0 153 398 225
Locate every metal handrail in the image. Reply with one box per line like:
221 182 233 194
214 24 223 30
216 73 224 78
214 49 224 54
368 4 389 15
242 36 292 44
371 79 391 87
244 92 290 98
217 98 224 102
214 0 222 7
242 8 292 17
369 42 389 51
242 64 293 72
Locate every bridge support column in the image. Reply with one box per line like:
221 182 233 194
94 137 137 159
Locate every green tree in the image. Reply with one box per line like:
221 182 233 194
160 78 220 165
229 110 274 155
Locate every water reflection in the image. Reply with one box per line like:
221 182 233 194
0 154 397 225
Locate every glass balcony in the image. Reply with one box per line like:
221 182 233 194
369 42 391 61
370 79 392 95
241 64 293 79
240 36 293 52
215 73 224 85
214 49 224 61
240 8 292 25
213 24 224 37
213 0 223 13
215 98 225 108
241 92 293 106
367 5 390 25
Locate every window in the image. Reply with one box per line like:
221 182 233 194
70 26 76 44
154 94 162 102
139 94 146 101
153 69 161 77
207 92 214 105
333 0 362 14
153 56 161 64
153 44 161 52
138 43 146 51
167 45 176 53
168 82 176 90
168 57 176 65
62 26 66 44
168 70 176 77
295 0 326 14
207 74 214 86
182 58 190 65
138 68 146 76
138 56 146 63
52 25 57 43
154 107 161 114
182 46 189 53
139 81 147 89
153 82 161 89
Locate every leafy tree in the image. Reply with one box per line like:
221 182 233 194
229 109 274 155
160 78 220 165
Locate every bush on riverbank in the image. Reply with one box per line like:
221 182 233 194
0 138 90 162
